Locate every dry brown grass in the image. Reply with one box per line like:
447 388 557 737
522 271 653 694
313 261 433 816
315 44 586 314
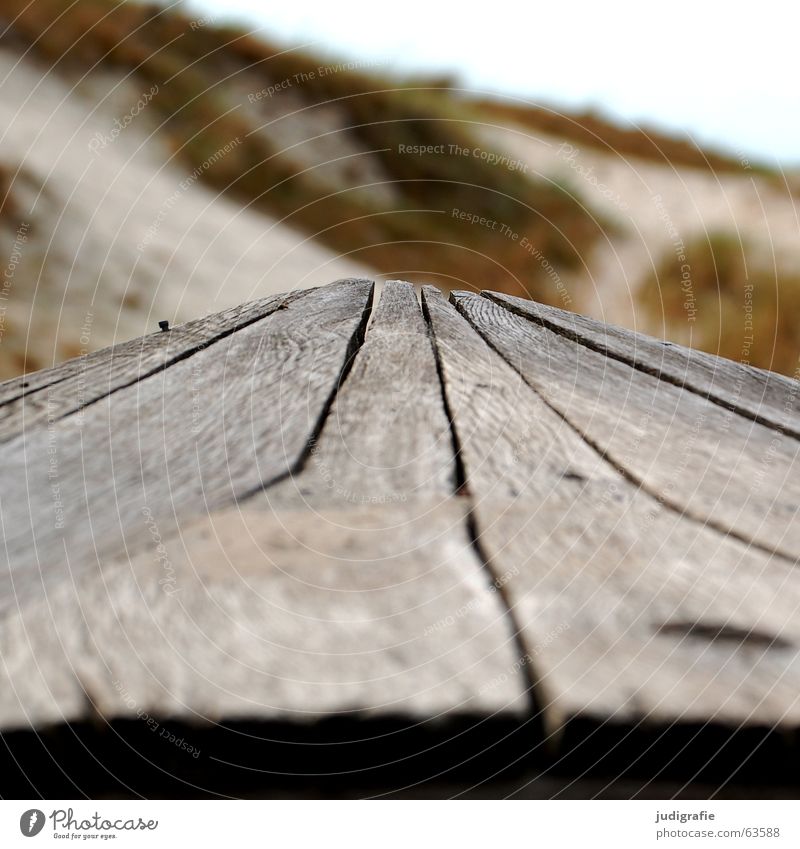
469 99 768 176
0 165 19 222
1 0 609 301
640 233 800 376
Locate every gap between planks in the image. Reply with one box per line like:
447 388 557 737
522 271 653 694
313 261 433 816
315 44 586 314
260 279 538 717
0 280 377 605
0 287 314 443
421 285 800 731
419 288 543 727
485 291 800 443
453 292 800 565
0 280 532 730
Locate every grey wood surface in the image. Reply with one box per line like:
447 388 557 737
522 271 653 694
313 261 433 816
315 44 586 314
487 291 800 439
2 277 799 748
423 286 800 729
0 280 526 731
0 289 307 442
266 280 455 508
0 500 525 728
0 280 372 605
453 291 800 561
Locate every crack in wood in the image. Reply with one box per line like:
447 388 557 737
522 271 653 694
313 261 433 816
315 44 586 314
484 291 800 443
453 293 800 567
0 287 319 443
52 293 310 427
421 286 544 730
237 282 375 500
655 622 792 650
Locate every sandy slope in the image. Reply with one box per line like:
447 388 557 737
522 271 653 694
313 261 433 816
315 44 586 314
0 48 370 377
3 42 797 378
481 124 800 335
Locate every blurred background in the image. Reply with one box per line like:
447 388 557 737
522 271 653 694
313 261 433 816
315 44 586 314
0 0 798 377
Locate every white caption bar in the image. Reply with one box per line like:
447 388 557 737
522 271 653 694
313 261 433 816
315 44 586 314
2 800 797 847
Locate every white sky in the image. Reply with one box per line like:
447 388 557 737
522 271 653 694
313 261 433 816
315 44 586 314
185 0 799 166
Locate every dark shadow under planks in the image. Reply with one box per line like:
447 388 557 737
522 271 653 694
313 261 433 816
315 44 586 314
0 280 373 604
0 287 312 442
452 291 800 562
3 715 797 799
423 286 800 731
487 291 800 439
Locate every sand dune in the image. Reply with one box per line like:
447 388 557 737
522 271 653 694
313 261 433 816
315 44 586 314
481 123 800 334
0 49 369 377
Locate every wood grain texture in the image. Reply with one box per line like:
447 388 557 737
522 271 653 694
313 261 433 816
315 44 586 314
0 288 309 442
266 280 455 509
4 278 800 742
0 500 526 729
0 280 373 605
423 286 800 728
487 291 800 440
452 291 800 561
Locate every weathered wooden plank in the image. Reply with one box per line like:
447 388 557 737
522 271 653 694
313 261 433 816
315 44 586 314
267 280 455 508
0 500 527 729
452 291 800 561
0 287 313 442
487 291 800 439
423 286 800 729
0 280 373 604
6 276 798 745
257 282 531 713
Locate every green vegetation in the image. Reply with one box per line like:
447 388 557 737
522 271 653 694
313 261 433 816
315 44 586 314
2 0 608 299
640 233 800 376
